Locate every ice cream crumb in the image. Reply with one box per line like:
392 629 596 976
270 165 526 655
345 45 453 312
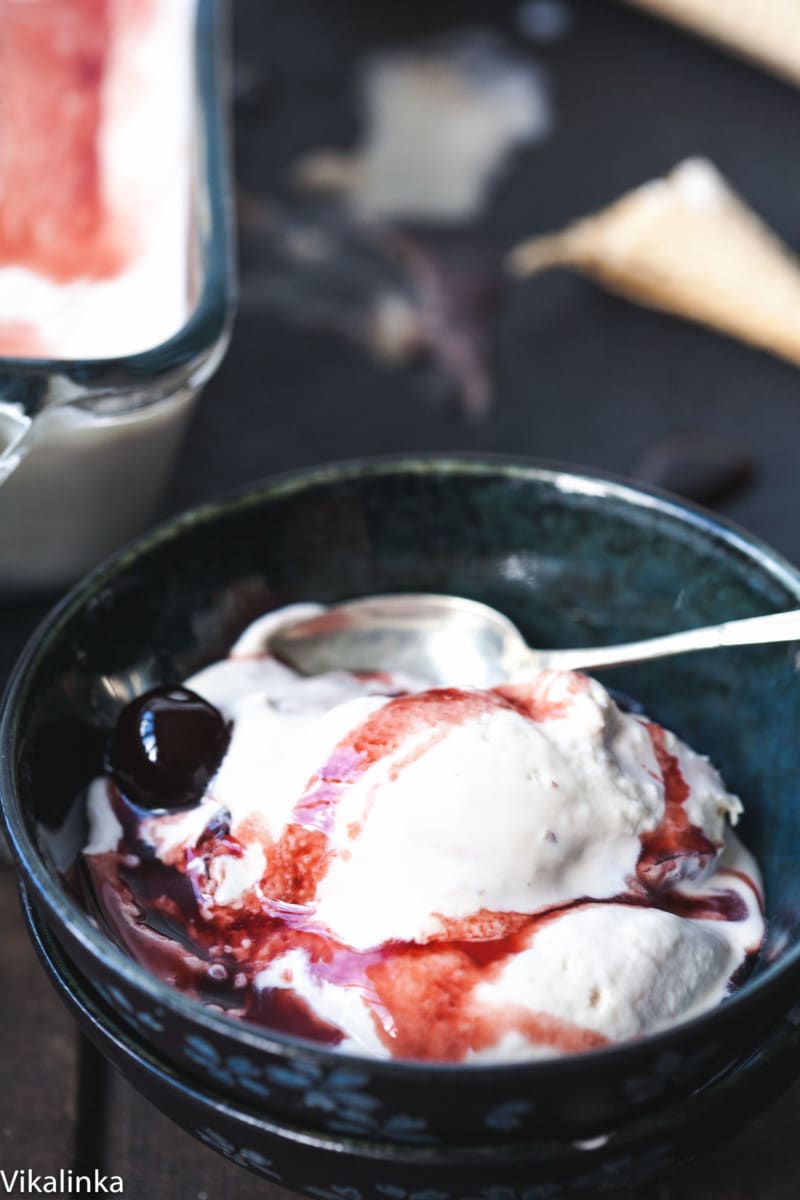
294 31 553 223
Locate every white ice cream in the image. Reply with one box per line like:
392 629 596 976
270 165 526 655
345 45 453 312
85 604 765 1062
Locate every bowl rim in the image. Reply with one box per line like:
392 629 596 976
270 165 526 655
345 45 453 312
3 451 800 1079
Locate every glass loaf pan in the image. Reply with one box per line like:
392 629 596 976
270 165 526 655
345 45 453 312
0 0 236 591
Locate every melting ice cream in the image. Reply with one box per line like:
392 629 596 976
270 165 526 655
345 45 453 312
82 604 765 1062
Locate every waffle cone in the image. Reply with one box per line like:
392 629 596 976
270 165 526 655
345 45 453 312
508 158 800 367
618 0 800 89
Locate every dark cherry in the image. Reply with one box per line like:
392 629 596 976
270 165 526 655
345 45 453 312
107 685 231 811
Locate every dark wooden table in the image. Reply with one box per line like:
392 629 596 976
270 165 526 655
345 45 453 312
2 1 800 1195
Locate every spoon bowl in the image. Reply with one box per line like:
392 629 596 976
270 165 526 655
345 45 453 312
270 594 530 686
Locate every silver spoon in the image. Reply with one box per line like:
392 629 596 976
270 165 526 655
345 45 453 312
269 593 800 688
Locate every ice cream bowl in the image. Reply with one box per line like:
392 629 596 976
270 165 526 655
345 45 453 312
2 455 800 1151
20 879 800 1200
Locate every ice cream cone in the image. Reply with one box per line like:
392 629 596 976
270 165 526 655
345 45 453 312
508 157 800 368
618 0 800 89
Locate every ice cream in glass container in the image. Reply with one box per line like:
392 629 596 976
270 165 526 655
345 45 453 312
0 0 233 589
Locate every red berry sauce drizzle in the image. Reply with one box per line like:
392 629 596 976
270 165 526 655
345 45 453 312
83 674 763 1060
0 0 153 355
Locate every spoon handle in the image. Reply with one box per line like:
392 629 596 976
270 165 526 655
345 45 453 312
534 608 800 673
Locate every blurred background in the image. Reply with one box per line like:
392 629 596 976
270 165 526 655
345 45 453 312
170 0 799 560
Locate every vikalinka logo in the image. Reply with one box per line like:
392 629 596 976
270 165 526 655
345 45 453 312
0 1170 123 1194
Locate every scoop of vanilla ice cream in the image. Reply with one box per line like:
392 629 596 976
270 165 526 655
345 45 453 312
311 673 741 949
85 639 743 950
89 651 742 946
473 904 736 1052
250 836 763 1062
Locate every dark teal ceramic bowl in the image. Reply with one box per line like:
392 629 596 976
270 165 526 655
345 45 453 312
2 457 800 1153
21 881 800 1200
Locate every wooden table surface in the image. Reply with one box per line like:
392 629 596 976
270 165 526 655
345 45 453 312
3 1 800 1195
